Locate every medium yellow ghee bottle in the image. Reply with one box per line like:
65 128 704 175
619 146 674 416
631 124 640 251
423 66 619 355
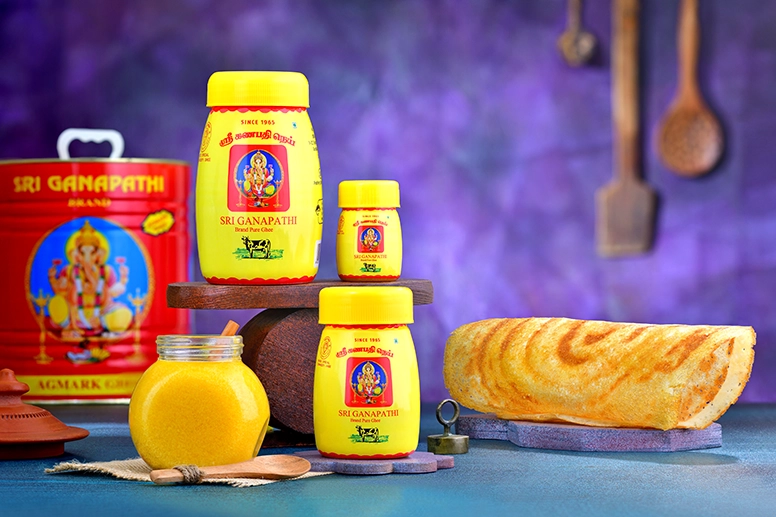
128 335 270 469
313 286 419 459
196 71 323 284
336 180 402 281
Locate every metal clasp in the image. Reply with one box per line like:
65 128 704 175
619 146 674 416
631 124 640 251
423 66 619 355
426 399 469 455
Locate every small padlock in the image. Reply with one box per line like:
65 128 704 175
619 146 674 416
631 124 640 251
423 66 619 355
427 399 469 454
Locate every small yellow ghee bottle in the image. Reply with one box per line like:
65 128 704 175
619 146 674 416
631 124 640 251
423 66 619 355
336 180 402 281
313 286 419 459
128 335 270 469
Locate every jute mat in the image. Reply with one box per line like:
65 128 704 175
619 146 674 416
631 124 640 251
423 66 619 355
45 458 331 488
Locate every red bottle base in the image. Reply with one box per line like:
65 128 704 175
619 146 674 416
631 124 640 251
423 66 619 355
318 450 415 460
338 274 400 282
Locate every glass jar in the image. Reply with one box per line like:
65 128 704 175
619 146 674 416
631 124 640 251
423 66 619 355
336 180 402 281
128 335 270 469
196 71 323 285
313 286 419 458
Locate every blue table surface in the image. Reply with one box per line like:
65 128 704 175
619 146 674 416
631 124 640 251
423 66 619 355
3 403 776 517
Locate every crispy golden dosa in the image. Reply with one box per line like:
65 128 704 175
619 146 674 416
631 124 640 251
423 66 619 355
444 318 755 430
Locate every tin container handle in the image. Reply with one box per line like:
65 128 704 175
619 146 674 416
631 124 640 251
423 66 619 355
56 128 125 159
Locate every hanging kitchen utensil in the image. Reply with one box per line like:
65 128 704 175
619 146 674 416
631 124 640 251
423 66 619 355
656 0 723 177
557 0 597 66
596 0 656 257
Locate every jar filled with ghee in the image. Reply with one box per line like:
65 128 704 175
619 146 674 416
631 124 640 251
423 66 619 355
336 180 402 281
128 335 270 469
196 71 323 284
313 286 419 458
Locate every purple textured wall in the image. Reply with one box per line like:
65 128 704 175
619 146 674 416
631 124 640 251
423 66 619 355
2 0 775 402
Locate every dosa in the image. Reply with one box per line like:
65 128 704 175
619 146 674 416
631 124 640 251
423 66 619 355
444 318 755 430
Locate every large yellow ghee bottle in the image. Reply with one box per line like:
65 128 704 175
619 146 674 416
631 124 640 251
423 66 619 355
196 71 323 284
313 287 420 459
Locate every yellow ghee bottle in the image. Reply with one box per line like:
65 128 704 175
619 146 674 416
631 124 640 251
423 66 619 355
196 71 323 284
313 286 419 458
128 335 270 469
336 180 402 281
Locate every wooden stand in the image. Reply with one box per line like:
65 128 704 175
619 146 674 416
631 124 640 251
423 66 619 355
167 280 433 437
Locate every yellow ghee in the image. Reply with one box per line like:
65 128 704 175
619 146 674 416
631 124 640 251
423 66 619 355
314 287 419 458
128 335 270 469
336 180 402 281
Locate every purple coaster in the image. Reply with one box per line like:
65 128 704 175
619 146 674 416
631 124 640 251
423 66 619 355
456 414 510 440
454 412 721 452
507 421 722 452
294 450 454 475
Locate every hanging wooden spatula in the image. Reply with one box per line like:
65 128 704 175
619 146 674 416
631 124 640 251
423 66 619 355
149 454 312 485
596 0 656 257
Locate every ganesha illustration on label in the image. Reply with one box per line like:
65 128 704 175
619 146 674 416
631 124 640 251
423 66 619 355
358 225 384 253
229 145 289 211
26 217 153 364
346 357 393 407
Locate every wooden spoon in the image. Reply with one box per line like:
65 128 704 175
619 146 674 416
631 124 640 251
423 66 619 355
557 0 597 67
220 319 240 336
149 454 312 485
656 0 723 177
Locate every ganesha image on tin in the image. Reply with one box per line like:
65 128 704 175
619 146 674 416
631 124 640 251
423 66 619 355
46 220 134 341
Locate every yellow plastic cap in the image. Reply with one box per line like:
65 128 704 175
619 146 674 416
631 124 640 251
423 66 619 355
206 71 309 107
338 180 400 208
319 286 413 325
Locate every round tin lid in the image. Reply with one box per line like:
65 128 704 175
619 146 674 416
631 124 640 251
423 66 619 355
0 369 89 459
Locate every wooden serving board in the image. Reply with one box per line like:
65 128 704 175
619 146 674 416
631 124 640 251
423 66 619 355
167 279 433 309
294 451 454 475
456 414 722 452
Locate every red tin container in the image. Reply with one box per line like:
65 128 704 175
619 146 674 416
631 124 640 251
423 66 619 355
0 129 190 402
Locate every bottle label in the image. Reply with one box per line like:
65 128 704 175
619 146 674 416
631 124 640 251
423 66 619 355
313 326 418 457
345 357 392 407
336 210 401 280
195 108 323 283
357 225 384 253
227 145 290 212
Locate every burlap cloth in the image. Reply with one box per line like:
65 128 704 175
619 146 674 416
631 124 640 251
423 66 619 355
45 457 331 488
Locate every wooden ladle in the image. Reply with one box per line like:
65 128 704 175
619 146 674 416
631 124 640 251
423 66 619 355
150 454 312 485
557 0 597 66
656 0 723 177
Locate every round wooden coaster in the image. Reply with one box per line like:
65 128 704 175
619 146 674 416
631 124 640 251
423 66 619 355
294 450 454 475
456 414 722 452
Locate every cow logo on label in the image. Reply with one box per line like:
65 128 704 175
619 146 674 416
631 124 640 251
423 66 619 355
234 236 283 261
229 145 290 212
346 357 392 407
26 217 153 364
358 225 384 253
